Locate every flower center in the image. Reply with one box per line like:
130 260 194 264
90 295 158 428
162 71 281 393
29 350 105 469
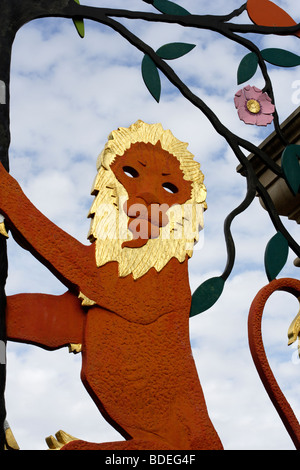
246 99 261 114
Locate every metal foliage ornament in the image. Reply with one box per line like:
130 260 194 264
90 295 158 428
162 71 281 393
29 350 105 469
237 49 300 85
72 0 85 38
264 232 289 282
281 145 300 196
148 0 191 16
0 0 299 449
142 42 196 102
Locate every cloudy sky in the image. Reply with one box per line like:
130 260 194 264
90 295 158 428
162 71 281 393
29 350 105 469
3 0 300 450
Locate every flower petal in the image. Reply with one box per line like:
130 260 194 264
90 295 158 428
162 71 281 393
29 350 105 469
244 85 262 101
234 85 274 126
257 113 274 126
252 85 262 93
259 92 271 102
261 100 275 114
259 93 275 114
234 89 244 108
238 108 257 125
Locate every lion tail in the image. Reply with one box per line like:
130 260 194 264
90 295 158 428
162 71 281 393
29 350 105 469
248 278 300 449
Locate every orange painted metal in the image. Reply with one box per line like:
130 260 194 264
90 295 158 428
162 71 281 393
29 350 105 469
248 278 300 449
247 0 300 37
0 145 223 450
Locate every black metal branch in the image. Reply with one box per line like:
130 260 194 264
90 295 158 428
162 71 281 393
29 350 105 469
64 4 300 39
221 145 258 281
36 1 283 179
141 0 248 23
227 22 300 36
221 174 257 281
92 15 283 176
22 4 296 155
62 4 247 27
23 1 300 39
217 2 247 22
9 2 288 172
222 142 300 279
256 180 300 258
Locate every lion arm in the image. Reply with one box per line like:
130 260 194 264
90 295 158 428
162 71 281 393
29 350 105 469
0 166 192 319
6 291 85 350
0 164 98 293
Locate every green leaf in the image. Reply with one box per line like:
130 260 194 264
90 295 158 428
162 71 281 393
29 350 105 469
141 54 161 102
156 42 196 60
73 0 85 38
237 52 258 85
237 48 300 85
264 232 289 282
281 145 300 195
190 276 225 317
73 18 85 38
153 0 191 15
261 48 300 67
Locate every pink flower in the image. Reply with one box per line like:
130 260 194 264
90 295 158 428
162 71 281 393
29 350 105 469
234 85 275 126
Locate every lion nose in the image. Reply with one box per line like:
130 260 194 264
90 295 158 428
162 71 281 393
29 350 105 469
125 195 169 228
137 192 160 206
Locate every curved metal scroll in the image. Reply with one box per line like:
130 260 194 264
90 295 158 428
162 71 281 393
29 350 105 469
248 278 300 449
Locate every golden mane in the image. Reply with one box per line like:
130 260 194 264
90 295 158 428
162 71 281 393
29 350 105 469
95 120 207 206
87 121 207 279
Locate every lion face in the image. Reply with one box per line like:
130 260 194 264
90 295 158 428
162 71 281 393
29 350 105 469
88 121 206 279
110 141 192 249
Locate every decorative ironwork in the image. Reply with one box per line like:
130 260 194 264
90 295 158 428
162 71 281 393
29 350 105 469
0 0 299 449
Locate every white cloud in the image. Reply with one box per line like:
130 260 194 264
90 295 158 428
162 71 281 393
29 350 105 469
2 0 300 450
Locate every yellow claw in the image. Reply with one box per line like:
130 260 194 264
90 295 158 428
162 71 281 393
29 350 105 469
78 291 96 307
4 424 19 450
0 221 8 238
68 343 82 354
287 301 300 358
45 430 78 450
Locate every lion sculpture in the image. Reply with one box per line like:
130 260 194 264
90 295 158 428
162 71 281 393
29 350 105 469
1 120 223 450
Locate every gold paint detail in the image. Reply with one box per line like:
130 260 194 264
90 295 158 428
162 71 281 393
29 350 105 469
45 430 78 450
288 300 300 356
68 343 82 354
246 99 261 114
88 121 207 280
0 221 8 238
78 291 96 307
4 423 19 450
95 120 207 205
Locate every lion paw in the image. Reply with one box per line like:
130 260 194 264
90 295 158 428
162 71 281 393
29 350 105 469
45 430 78 450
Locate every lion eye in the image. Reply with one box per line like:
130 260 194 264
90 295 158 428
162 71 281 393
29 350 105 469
162 182 178 194
123 166 139 178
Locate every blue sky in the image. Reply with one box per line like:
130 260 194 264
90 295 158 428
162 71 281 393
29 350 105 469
3 0 300 449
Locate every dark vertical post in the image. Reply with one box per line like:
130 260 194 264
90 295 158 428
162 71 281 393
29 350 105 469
0 0 69 450
0 241 8 450
0 1 16 449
